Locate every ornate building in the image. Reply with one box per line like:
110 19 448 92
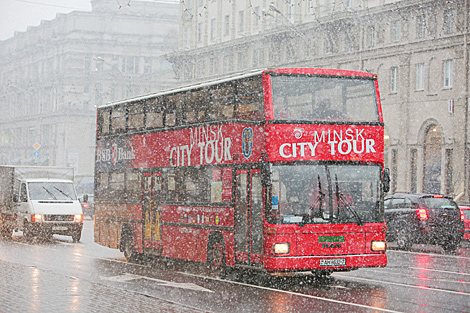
167 0 470 201
0 0 178 186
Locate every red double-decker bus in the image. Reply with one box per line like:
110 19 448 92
94 68 389 276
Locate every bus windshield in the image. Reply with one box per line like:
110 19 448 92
271 74 379 122
266 164 383 225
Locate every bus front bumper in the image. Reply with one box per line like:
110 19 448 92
263 253 387 272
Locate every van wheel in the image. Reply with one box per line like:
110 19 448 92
396 228 412 250
72 232 81 243
207 235 226 277
23 222 34 240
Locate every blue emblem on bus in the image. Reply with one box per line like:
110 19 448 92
242 127 253 159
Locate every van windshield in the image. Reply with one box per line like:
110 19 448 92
28 182 77 201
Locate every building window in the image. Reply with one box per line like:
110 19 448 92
324 36 333 54
391 20 401 43
288 0 295 23
223 55 232 72
390 66 398 93
416 63 424 91
224 15 230 36
444 9 455 34
185 27 191 48
252 49 259 67
237 52 245 69
211 19 216 40
410 148 418 193
416 14 426 38
444 60 453 88
239 11 245 32
198 23 203 42
254 7 260 28
391 149 398 193
122 56 139 74
423 125 442 194
445 149 453 195
367 26 375 48
308 0 314 14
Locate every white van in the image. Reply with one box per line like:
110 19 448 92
0 166 84 242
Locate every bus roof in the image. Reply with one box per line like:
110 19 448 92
100 67 377 109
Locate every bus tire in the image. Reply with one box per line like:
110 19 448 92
207 234 226 277
121 226 140 262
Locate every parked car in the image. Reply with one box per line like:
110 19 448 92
384 193 464 252
458 203 470 241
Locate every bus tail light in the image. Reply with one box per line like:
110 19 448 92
416 208 428 220
461 210 465 221
273 243 290 254
74 214 83 223
31 214 42 223
371 240 386 251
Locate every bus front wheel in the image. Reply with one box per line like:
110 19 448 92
207 235 226 277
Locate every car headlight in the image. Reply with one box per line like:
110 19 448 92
74 214 83 223
273 243 290 254
371 240 386 251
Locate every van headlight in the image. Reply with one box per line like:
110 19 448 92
74 214 83 223
273 243 290 254
31 214 42 223
371 240 386 251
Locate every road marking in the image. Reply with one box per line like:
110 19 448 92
100 273 213 293
334 274 470 296
178 272 403 313
407 267 470 277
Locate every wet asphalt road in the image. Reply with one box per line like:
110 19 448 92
0 219 469 313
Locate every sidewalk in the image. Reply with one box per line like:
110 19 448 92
0 259 204 313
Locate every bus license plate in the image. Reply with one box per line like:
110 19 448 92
319 258 346 266
52 226 68 231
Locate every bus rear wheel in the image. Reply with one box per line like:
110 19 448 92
207 235 226 277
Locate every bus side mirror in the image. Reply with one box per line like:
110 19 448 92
13 194 18 202
83 194 89 203
262 162 272 187
383 168 391 193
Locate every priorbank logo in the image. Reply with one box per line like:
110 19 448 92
242 127 253 159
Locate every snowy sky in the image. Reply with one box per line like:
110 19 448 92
0 0 92 41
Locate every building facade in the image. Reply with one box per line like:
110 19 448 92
0 0 178 185
168 0 470 201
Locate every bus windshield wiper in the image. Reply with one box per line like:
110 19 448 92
335 175 363 226
301 176 327 227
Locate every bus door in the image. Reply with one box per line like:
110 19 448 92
235 169 263 266
249 169 264 265
142 172 162 251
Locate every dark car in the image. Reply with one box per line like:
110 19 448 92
384 193 464 252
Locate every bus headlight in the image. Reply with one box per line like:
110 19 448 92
371 240 386 251
74 214 83 223
273 243 290 254
31 214 42 223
